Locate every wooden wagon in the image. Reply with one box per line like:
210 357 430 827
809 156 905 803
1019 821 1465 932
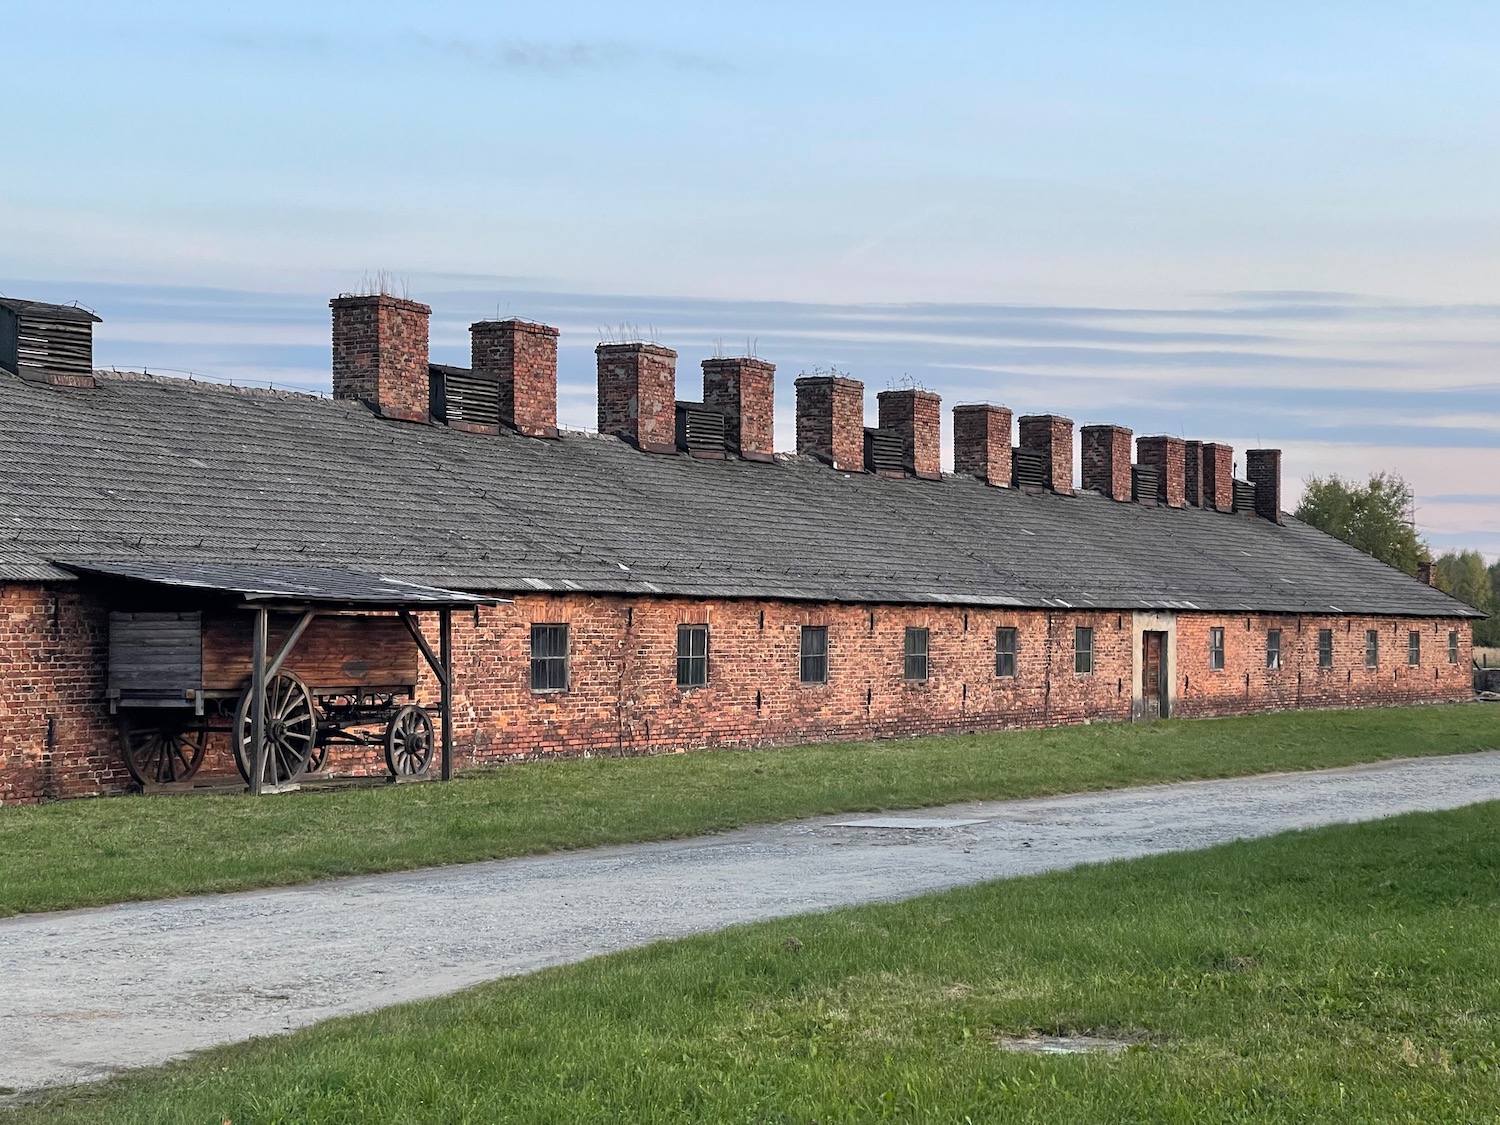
72 561 496 794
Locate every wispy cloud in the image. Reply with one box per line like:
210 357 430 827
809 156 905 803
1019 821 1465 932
417 34 734 75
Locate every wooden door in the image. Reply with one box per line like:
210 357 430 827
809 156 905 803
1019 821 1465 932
1142 631 1167 719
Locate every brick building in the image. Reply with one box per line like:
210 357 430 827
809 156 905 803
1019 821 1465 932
0 293 1479 804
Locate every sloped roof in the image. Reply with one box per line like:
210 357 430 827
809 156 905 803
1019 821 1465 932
0 368 1477 617
0 298 100 324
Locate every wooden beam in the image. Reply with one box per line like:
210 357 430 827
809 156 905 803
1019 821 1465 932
399 611 448 689
248 607 268 797
264 610 315 681
439 609 453 782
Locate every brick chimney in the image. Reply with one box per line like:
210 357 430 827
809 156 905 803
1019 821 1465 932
330 294 432 423
1136 435 1186 508
471 319 560 438
1417 560 1437 586
1183 440 1204 507
796 375 864 471
1245 448 1282 523
597 343 678 454
1080 424 1133 502
952 404 1012 487
702 358 775 462
1203 442 1234 513
876 388 941 480
1017 414 1075 496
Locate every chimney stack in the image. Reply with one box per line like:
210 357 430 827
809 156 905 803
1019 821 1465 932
796 375 865 471
1203 442 1234 513
1136 435 1187 508
1417 560 1437 586
1245 448 1282 523
1080 424 1133 502
952 404 1012 487
702 357 775 462
597 343 678 454
331 294 432 423
1183 440 1204 507
471 319 560 438
876 388 941 480
1017 414 1075 496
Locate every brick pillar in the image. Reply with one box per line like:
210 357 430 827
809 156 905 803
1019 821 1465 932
1136 435 1187 508
1183 440 1204 507
876 389 942 480
1018 414 1075 496
1080 424 1133 502
952 404 1012 487
702 358 775 462
1203 442 1234 513
597 343 678 454
796 376 864 471
471 319 560 438
1417 560 1437 586
330 294 431 423
1245 448 1282 523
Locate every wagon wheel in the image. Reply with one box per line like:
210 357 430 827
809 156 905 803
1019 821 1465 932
384 704 435 778
233 673 318 787
118 714 208 787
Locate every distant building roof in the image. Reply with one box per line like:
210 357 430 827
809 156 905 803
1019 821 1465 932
0 369 1477 617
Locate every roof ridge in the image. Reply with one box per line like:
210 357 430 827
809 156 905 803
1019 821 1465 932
92 368 331 403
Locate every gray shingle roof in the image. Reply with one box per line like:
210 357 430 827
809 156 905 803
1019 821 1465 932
0 369 1478 618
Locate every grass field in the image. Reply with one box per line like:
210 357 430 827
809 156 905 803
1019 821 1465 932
10 802 1500 1123
1 703 1497 917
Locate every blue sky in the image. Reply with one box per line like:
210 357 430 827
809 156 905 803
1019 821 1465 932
5 1 1498 557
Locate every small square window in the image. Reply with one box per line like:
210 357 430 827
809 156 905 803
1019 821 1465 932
1366 630 1379 668
530 624 569 692
1449 630 1459 665
1408 631 1421 666
1317 628 1333 669
1208 627 1225 671
1265 628 1281 670
800 625 828 684
1074 626 1094 674
995 627 1017 678
904 626 929 681
676 624 708 688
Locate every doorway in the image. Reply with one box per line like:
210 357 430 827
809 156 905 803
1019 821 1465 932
1142 631 1169 719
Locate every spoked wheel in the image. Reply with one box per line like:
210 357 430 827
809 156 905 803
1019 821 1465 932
384 704 435 778
234 673 318 787
119 714 208 787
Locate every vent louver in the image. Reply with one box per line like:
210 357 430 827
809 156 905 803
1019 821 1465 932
675 401 727 456
0 299 99 387
864 427 905 474
429 365 501 430
1132 464 1161 506
1012 446 1048 489
1232 478 1258 513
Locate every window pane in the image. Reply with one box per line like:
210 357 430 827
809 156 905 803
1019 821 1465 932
1209 627 1224 671
1266 629 1281 670
1408 631 1421 665
677 625 708 687
800 626 828 683
904 627 928 681
1449 631 1459 664
530 624 568 691
1318 629 1333 668
1074 626 1093 674
1366 630 1379 667
995 627 1017 678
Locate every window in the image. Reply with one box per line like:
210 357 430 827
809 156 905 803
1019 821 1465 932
800 625 828 684
904 626 929 681
676 624 708 688
1449 631 1460 665
1366 630 1379 668
1208 627 1225 671
1408 631 1421 666
1265 629 1282 670
529 624 569 692
1074 626 1094 674
995 627 1017 678
1317 629 1333 669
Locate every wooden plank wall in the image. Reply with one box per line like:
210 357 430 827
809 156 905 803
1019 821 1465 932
202 613 418 692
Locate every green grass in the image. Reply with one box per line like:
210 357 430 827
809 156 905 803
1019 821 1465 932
12 803 1500 1124
2 703 1496 917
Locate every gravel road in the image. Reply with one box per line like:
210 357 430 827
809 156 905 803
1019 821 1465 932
5 750 1499 1093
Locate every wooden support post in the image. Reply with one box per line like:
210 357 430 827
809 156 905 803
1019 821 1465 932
439 609 454 782
248 606 268 797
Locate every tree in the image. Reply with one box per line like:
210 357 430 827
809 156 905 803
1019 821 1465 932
1295 472 1427 575
1434 550 1493 614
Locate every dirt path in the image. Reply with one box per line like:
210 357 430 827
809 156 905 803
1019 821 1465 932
5 750 1499 1093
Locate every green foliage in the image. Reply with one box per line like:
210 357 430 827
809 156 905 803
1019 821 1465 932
1295 471 1427 573
15 805 1500 1124
1 705 1496 917
1434 550 1494 613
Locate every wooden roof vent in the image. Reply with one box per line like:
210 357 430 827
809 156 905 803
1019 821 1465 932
0 298 99 388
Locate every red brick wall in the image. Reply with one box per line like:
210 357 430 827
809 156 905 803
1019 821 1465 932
1018 414 1075 496
796 376 865 472
702 358 775 461
1137 435 1187 508
953 404 1013 487
330 295 431 423
1184 440 1204 507
1203 442 1234 513
1080 425 1133 502
876 389 942 481
471 319 560 438
0 582 1474 805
